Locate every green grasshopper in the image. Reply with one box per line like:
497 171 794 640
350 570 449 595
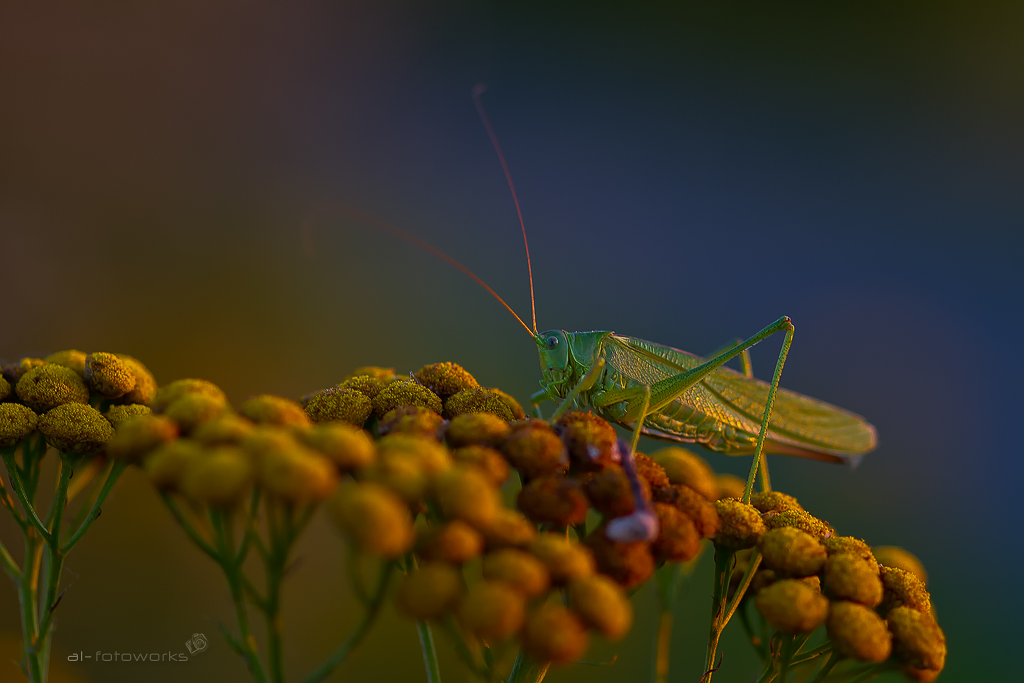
348 89 876 538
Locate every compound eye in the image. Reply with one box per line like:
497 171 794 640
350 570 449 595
546 336 559 350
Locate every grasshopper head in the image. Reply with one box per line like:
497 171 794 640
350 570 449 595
536 330 571 394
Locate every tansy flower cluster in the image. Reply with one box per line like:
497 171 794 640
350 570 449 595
713 491 945 682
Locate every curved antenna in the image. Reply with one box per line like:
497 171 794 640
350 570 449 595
472 83 538 334
323 205 537 339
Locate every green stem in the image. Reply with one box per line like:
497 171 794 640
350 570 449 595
507 650 551 683
842 662 895 683
60 460 126 554
701 547 738 683
652 562 681 683
18 534 43 682
808 652 841 683
417 620 442 683
211 509 269 683
790 643 832 666
160 492 219 560
778 635 794 683
32 455 75 659
1 450 52 542
299 561 395 683
440 619 488 679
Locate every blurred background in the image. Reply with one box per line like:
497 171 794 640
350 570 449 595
1 2 1021 681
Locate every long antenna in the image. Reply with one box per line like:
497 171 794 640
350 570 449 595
472 83 538 334
325 205 537 338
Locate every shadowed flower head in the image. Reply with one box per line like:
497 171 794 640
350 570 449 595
555 411 618 470
479 508 538 549
85 352 137 399
104 404 152 428
192 414 257 446
416 520 484 564
433 465 500 530
568 574 633 641
450 445 509 486
827 601 892 662
529 533 595 584
501 422 567 478
522 603 589 664
336 374 388 400
650 446 717 501
517 476 588 526
163 392 229 433
3 358 47 385
16 364 90 413
152 378 226 413
372 381 442 419
144 439 204 491
887 606 946 673
297 423 375 471
457 580 525 641
822 536 876 565
344 366 395 382
413 362 479 399
444 388 514 421
482 548 550 598
757 527 827 578
585 524 654 590
583 464 646 518
43 350 87 378
259 447 337 503
303 387 373 426
38 403 114 454
823 553 883 607
329 480 414 558
445 411 510 449
180 446 253 507
377 405 444 439
0 403 38 448
754 579 829 634
714 473 746 500
653 484 721 538
113 355 158 406
240 395 311 427
396 563 464 621
0 375 9 402
873 546 927 585
651 502 702 562
107 414 179 461
713 499 765 549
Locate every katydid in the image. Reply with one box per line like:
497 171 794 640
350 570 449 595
345 88 877 541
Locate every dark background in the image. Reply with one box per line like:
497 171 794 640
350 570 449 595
1 2 1021 681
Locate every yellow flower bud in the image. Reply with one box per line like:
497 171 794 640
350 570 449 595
518 476 589 526
823 554 883 607
653 484 721 538
501 422 567 478
757 527 827 577
652 503 702 562
446 412 511 449
328 481 413 558
345 366 395 382
145 440 204 491
335 374 388 400
303 387 373 426
487 388 525 421
0 403 38 448
888 606 946 672
754 579 828 634
555 411 618 470
43 350 87 378
827 601 892 662
433 466 500 530
444 388 514 421
417 520 484 564
379 435 451 476
714 473 746 501
750 491 803 514
396 563 464 620
450 445 510 486
260 449 337 503
371 381 442 419
482 548 550 598
377 406 444 439
568 574 633 640
16 364 89 413
85 352 137 399
192 414 256 446
479 508 538 549
823 536 876 565
181 446 253 507
585 525 654 590
522 603 589 664
104 404 152 428
529 533 595 585
38 403 114 454
107 414 179 461
240 394 311 427
0 375 9 402
762 509 833 540
873 546 927 586
457 580 525 641
713 499 765 549
152 378 226 413
164 393 228 433
413 362 479 400
114 355 158 406
649 447 717 501
297 423 375 471
879 566 932 614
583 465 647 518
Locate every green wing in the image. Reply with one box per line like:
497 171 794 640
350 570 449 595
599 334 876 462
